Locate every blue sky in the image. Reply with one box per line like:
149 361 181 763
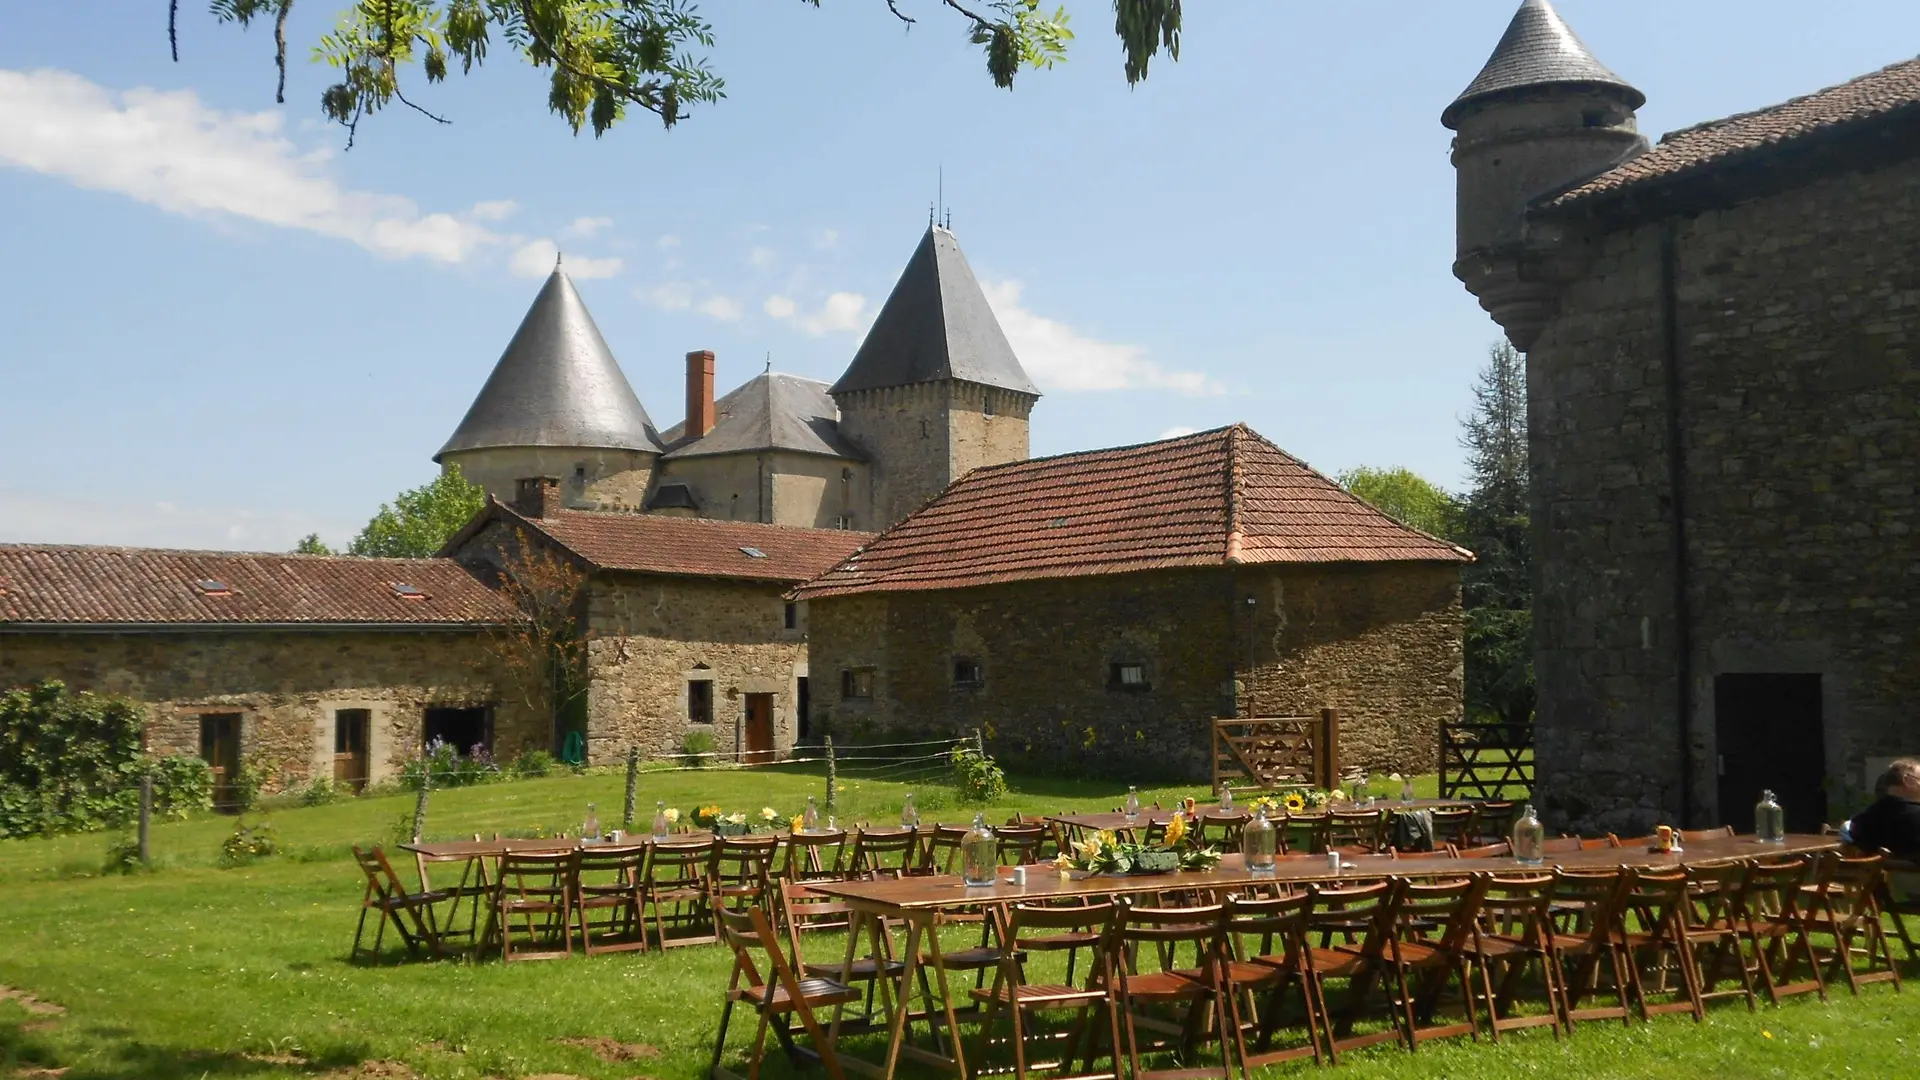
3 1 1918 551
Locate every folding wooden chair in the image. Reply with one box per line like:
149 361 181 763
1614 869 1703 1021
972 900 1123 1080
997 824 1051 866
847 826 920 879
574 843 648 956
1878 857 1920 963
1547 870 1633 1028
1110 900 1235 1080
1542 835 1616 855
920 824 971 874
644 836 718 949
350 845 448 962
711 903 859 1080
1300 879 1401 1063
1473 802 1518 845
1462 874 1562 1041
1221 892 1323 1071
491 850 575 962
1382 876 1488 1050
1681 861 1757 1011
1801 852 1902 994
779 879 902 1035
1327 809 1387 855
783 828 849 883
1734 858 1826 1003
1450 841 1512 859
1196 812 1248 853
710 836 782 917
1429 806 1478 851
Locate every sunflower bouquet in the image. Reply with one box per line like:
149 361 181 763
1053 812 1222 876
1250 788 1348 816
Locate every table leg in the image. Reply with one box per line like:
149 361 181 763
881 918 924 1078
922 913 971 1078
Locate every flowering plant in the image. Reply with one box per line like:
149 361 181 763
1053 812 1221 875
1251 788 1350 816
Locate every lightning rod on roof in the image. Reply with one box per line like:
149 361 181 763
555 249 564 269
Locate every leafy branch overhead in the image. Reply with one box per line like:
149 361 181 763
181 1 1181 144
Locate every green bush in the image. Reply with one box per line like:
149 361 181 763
680 729 717 768
149 754 213 819
218 818 279 868
401 739 499 790
301 777 342 807
950 745 1008 804
102 832 146 875
509 749 558 780
0 681 214 838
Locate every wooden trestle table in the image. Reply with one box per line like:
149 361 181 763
805 833 1839 1080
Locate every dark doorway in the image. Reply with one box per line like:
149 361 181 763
333 709 370 793
423 706 492 757
743 693 775 765
199 713 242 812
1715 674 1825 833
796 677 811 740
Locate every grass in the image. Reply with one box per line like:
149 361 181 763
0 764 1910 1079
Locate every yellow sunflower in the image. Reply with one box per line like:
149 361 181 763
1162 812 1188 848
1282 792 1307 814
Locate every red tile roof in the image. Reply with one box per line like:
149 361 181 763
498 504 873 584
792 425 1470 600
1551 56 1920 207
0 546 514 628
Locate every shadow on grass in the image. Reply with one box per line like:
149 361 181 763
0 1012 371 1079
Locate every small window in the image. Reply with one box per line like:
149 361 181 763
688 679 714 724
983 397 995 417
1581 109 1607 128
841 668 874 700
835 514 853 530
841 467 853 481
1109 662 1151 692
952 657 983 688
919 419 929 440
783 601 798 630
574 464 587 481
740 546 768 559
194 578 231 595
391 582 427 600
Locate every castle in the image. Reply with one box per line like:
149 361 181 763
436 224 1040 533
1447 0 1920 833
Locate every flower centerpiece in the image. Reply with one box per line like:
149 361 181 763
1053 812 1221 878
1250 788 1352 816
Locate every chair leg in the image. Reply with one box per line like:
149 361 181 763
710 997 736 1080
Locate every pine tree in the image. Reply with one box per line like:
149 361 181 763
1458 341 1534 726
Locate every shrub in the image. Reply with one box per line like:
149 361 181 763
950 745 1008 804
301 777 342 807
149 754 213 819
680 729 717 768
218 818 279 868
401 739 499 790
0 681 149 838
102 832 146 875
509 749 558 780
228 762 272 813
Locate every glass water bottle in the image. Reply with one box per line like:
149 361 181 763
1755 789 1787 843
652 800 671 840
583 802 601 841
802 795 821 834
901 793 920 828
1511 803 1546 866
1220 786 1234 811
1124 786 1141 822
1400 777 1416 805
961 813 998 886
1243 806 1278 872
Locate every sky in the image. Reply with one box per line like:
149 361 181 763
3 1 1919 552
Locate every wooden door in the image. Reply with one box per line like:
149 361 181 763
199 713 242 812
743 694 775 765
333 709 370 793
1715 674 1825 833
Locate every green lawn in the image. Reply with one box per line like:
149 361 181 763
0 765 1909 1079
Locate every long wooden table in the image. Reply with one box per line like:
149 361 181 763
1047 797 1474 836
806 833 1838 1080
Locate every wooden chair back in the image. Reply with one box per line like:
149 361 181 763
1222 891 1312 958
1428 806 1477 849
1541 835 1615 854
574 844 647 955
1304 878 1398 942
1196 812 1248 852
710 836 780 908
1327 809 1387 853
847 826 919 878
712 902 856 1080
1473 801 1519 844
995 824 1050 865
782 828 849 881
779 878 852 961
495 849 575 961
920 824 971 874
1449 841 1512 859
1680 826 1734 843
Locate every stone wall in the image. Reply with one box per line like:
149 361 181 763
0 631 532 791
1528 155 1920 833
806 563 1461 782
656 450 870 530
945 382 1035 487
581 573 808 765
442 445 657 512
834 381 1034 530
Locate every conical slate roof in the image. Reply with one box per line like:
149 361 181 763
1443 0 1644 128
436 268 663 460
661 372 864 461
830 226 1040 397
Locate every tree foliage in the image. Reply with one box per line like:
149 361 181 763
181 0 1181 144
293 533 334 555
1336 466 1462 542
0 682 213 839
347 466 486 558
1456 341 1533 726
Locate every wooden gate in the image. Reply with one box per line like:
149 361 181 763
1438 718 1534 800
1211 711 1339 792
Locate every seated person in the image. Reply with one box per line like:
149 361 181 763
1843 758 1920 859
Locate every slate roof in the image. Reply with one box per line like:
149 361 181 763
1546 55 1920 208
792 425 1470 600
830 226 1040 397
437 267 664 459
660 373 864 461
1443 0 1642 128
0 546 513 629
479 503 872 584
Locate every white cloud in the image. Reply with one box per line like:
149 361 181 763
510 238 622 279
0 487 349 552
641 282 695 310
697 295 744 321
980 280 1223 396
811 227 839 250
765 291 870 337
748 246 776 269
763 295 798 319
470 199 517 221
1159 426 1200 439
0 68 503 263
657 234 682 250
565 215 612 238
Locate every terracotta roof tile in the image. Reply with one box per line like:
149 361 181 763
792 425 1469 599
1551 56 1920 207
506 507 872 584
0 546 513 628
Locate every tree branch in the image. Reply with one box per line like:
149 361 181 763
938 0 995 30
169 0 180 61
884 0 915 24
273 0 293 104
393 81 452 125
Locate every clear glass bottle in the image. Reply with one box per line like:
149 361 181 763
901 793 919 828
651 800 671 840
1243 806 1278 872
1511 803 1546 866
1220 785 1234 811
1124 786 1141 822
1401 777 1416 805
1755 789 1787 843
583 802 600 841
961 812 998 886
802 795 821 834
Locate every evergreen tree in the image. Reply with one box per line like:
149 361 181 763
1458 341 1533 726
347 467 486 558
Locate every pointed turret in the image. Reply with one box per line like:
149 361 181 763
1443 0 1644 128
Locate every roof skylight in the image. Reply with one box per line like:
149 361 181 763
739 547 768 559
194 578 231 595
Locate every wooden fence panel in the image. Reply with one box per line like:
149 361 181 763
1438 718 1534 800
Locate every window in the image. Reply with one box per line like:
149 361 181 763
983 397 995 417
783 601 798 630
841 668 874 700
391 582 427 600
194 578 231 596
688 679 714 724
740 546 768 559
574 464 587 481
835 514 853 530
952 657 983 688
920 419 929 440
1109 662 1151 692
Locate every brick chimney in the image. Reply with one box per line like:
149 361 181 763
514 476 562 519
685 350 716 439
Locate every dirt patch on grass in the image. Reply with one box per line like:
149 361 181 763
0 986 67 1016
555 1037 662 1063
316 1062 418 1080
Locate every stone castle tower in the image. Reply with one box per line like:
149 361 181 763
1443 0 1647 350
831 225 1040 527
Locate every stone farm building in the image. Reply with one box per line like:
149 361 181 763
442 481 868 766
0 545 528 801
794 425 1472 781
1447 1 1920 832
